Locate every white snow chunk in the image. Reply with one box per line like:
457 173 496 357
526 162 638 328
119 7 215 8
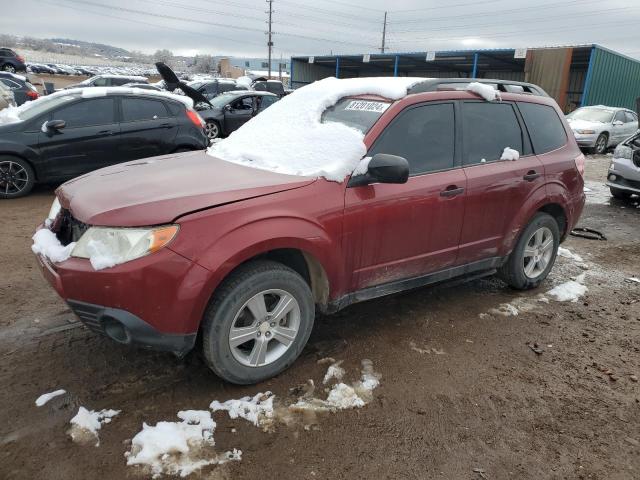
0 105 22 125
325 383 365 409
489 303 519 317
209 392 274 428
31 229 75 263
35 389 66 406
627 277 640 283
322 361 345 385
558 247 584 262
236 76 253 87
208 76 425 182
126 410 239 478
86 239 119 270
352 156 371 176
466 82 501 101
547 273 587 302
500 147 520 161
69 406 120 446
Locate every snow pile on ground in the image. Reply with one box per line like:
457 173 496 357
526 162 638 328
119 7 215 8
466 82 501 101
35 389 66 406
547 273 587 302
126 410 241 478
322 361 345 385
210 392 274 428
291 359 381 412
208 76 424 181
85 239 119 270
488 303 519 317
558 247 584 262
31 229 75 263
500 147 520 161
68 406 120 446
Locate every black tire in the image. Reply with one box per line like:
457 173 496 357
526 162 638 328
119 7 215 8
202 260 314 384
498 212 560 290
592 133 608 154
2 64 16 73
610 187 632 200
204 120 221 140
0 156 35 199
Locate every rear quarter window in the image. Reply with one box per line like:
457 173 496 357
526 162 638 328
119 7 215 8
517 102 567 154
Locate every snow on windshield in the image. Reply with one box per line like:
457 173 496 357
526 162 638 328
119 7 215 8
208 76 424 182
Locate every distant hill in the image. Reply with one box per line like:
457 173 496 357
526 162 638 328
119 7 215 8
48 38 131 58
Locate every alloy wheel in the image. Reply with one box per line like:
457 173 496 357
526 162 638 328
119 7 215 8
595 135 607 154
522 226 554 279
205 121 219 139
228 289 301 368
0 160 29 196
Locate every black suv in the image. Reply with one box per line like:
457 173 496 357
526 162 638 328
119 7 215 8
0 90 208 198
0 48 26 73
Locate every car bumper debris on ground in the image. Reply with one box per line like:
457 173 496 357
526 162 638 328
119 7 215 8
0 155 639 479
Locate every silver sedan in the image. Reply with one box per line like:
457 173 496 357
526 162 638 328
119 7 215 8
566 106 638 154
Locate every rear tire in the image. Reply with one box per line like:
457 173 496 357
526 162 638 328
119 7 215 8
499 212 560 290
204 120 221 141
592 133 608 154
610 187 632 200
0 156 35 199
2 64 16 73
201 260 314 384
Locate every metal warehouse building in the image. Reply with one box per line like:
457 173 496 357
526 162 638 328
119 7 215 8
290 45 640 112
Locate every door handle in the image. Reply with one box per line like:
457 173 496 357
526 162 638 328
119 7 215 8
523 170 542 182
440 185 465 197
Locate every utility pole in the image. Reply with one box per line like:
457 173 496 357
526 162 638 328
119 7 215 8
380 11 387 54
267 0 274 79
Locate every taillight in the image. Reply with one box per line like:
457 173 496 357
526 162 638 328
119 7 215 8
574 152 585 177
26 90 39 100
185 108 205 128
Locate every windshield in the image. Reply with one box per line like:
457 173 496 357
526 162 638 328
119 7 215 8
567 107 615 123
321 98 390 133
209 93 240 108
17 95 77 121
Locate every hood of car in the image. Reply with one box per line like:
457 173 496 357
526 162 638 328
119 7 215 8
155 61 212 107
566 118 604 131
56 150 315 227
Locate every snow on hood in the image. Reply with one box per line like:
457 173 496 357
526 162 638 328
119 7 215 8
0 87 192 126
208 76 425 182
566 118 600 130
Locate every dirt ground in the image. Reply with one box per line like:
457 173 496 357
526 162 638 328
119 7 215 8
1 155 639 480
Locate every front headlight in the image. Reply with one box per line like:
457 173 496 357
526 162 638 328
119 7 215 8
574 129 596 134
71 225 179 269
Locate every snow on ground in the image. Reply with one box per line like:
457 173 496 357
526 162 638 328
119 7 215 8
125 410 241 478
547 273 588 302
208 76 424 182
466 82 501 101
500 147 520 161
31 229 75 263
210 392 274 429
68 406 120 446
627 277 640 283
35 389 66 407
322 361 345 385
488 303 520 317
558 247 584 262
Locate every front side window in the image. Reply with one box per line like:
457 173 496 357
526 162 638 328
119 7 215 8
53 98 115 128
518 102 567 154
369 103 455 175
259 95 277 111
92 77 109 87
231 97 254 110
121 98 168 122
614 111 626 123
462 102 523 165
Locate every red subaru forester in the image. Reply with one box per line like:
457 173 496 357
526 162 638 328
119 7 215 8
35 81 585 384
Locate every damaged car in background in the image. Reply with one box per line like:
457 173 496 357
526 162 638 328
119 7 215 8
566 105 638 154
608 132 640 199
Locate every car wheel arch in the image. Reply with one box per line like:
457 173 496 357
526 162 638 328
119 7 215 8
0 152 39 181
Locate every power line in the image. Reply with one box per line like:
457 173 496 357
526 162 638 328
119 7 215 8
277 0 381 24
315 0 385 13
391 0 502 14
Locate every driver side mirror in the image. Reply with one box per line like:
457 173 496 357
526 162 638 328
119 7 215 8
44 119 66 131
613 120 624 126
349 153 409 187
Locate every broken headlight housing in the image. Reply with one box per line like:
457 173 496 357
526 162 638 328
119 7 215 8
613 144 633 160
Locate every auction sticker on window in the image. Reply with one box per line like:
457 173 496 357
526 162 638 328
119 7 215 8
344 100 390 113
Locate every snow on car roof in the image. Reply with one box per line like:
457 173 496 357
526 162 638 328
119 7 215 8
208 76 425 182
96 74 148 81
0 87 192 125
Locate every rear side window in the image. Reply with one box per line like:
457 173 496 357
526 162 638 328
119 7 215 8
53 98 115 128
0 79 21 90
92 77 109 87
111 78 130 86
462 102 523 165
121 98 169 122
369 103 455 175
518 102 567 154
624 111 637 123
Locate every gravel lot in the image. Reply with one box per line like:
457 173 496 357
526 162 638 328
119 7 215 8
1 155 639 479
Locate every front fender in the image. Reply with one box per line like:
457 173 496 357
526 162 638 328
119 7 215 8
0 141 41 176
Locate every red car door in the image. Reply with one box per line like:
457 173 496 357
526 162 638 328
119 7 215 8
457 100 545 265
344 102 467 291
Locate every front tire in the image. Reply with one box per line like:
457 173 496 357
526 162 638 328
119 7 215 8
610 187 632 200
0 156 35 199
204 120 221 141
2 64 16 73
499 212 560 290
201 260 315 384
592 133 608 154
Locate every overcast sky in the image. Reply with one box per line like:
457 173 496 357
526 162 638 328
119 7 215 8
4 0 640 60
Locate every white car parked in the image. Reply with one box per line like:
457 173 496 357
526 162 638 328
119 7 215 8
566 105 638 154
